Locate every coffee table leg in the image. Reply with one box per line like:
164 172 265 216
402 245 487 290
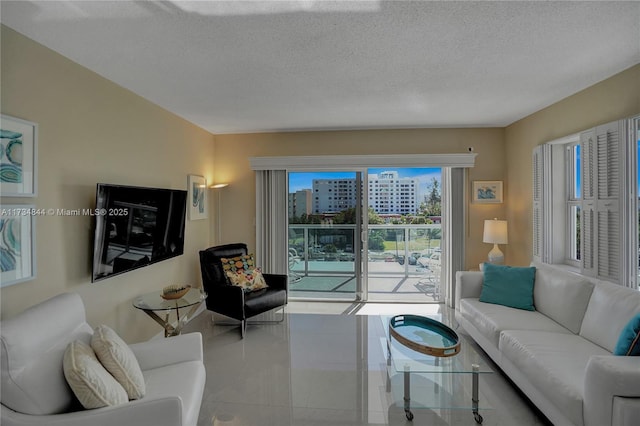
472 363 483 424
404 365 413 421
386 340 391 392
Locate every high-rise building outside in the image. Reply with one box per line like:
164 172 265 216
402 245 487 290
311 171 418 215
312 178 358 214
288 189 312 218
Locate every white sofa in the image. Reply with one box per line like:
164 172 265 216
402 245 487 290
1 293 206 426
455 262 640 426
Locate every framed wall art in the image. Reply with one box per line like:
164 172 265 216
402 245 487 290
0 205 36 287
188 175 208 220
0 115 38 197
472 180 503 204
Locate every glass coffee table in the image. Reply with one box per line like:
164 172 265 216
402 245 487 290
384 313 492 423
133 287 207 337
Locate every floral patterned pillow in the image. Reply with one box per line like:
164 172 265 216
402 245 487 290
225 268 269 293
220 254 255 278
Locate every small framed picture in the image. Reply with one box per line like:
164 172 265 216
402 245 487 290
472 181 503 204
0 115 38 197
187 175 208 220
0 205 36 287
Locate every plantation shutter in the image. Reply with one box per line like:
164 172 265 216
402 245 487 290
532 144 551 263
581 120 625 282
580 129 596 274
532 145 543 262
595 121 623 282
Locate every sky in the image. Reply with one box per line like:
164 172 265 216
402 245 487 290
288 167 442 199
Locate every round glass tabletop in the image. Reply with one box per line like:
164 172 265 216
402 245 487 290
133 287 207 311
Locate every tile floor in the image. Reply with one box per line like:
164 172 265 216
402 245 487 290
183 302 551 426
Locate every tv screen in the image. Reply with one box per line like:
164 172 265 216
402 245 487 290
91 184 187 282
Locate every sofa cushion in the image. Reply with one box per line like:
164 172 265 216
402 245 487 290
244 288 287 318
220 253 255 280
459 298 571 347
614 313 640 356
63 340 128 409
499 329 611 426
226 267 269 293
580 280 640 353
532 262 594 333
479 263 536 311
91 325 146 399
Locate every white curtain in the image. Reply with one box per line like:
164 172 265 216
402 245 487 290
255 170 288 275
441 167 466 308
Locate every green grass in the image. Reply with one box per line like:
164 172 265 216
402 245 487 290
382 239 440 252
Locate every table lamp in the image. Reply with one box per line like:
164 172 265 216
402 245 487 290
483 218 508 264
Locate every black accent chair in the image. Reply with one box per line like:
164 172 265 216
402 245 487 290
199 243 288 338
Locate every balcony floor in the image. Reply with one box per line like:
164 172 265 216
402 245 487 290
289 274 440 302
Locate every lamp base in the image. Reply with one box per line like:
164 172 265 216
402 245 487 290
487 244 504 265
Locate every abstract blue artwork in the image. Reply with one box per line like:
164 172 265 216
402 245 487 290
0 115 37 197
0 205 36 287
188 175 208 220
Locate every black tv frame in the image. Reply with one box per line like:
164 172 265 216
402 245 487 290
91 183 187 282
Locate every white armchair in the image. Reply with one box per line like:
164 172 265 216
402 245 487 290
1 293 205 426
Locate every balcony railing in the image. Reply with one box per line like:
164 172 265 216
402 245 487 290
288 223 442 301
288 223 442 278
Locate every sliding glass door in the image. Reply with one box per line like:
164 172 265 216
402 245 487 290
288 171 365 300
288 167 443 302
365 168 442 302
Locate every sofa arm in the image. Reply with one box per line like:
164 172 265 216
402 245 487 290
454 271 483 310
613 396 640 426
1 396 183 426
584 355 640 426
129 332 203 371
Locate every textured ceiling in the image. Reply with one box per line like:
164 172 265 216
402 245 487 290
1 1 639 134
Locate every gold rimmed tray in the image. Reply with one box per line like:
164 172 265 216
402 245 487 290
389 314 461 357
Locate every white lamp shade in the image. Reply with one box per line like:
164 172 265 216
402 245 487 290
483 219 508 244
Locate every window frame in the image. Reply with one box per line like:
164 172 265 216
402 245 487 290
534 117 638 290
565 142 581 268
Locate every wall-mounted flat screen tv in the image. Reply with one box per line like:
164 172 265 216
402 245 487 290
91 184 187 282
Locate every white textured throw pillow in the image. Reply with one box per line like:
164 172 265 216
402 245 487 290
91 325 146 400
63 340 128 409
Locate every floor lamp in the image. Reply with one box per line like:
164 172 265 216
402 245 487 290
210 183 228 244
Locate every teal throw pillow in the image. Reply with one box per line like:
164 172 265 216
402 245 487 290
614 313 640 356
479 263 536 311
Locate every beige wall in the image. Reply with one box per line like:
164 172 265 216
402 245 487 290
0 26 215 342
214 128 506 269
505 64 640 266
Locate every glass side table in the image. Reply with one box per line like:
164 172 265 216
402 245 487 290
133 287 207 337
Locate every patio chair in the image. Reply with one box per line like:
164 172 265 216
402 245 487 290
415 263 441 300
288 248 302 283
199 243 288 338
